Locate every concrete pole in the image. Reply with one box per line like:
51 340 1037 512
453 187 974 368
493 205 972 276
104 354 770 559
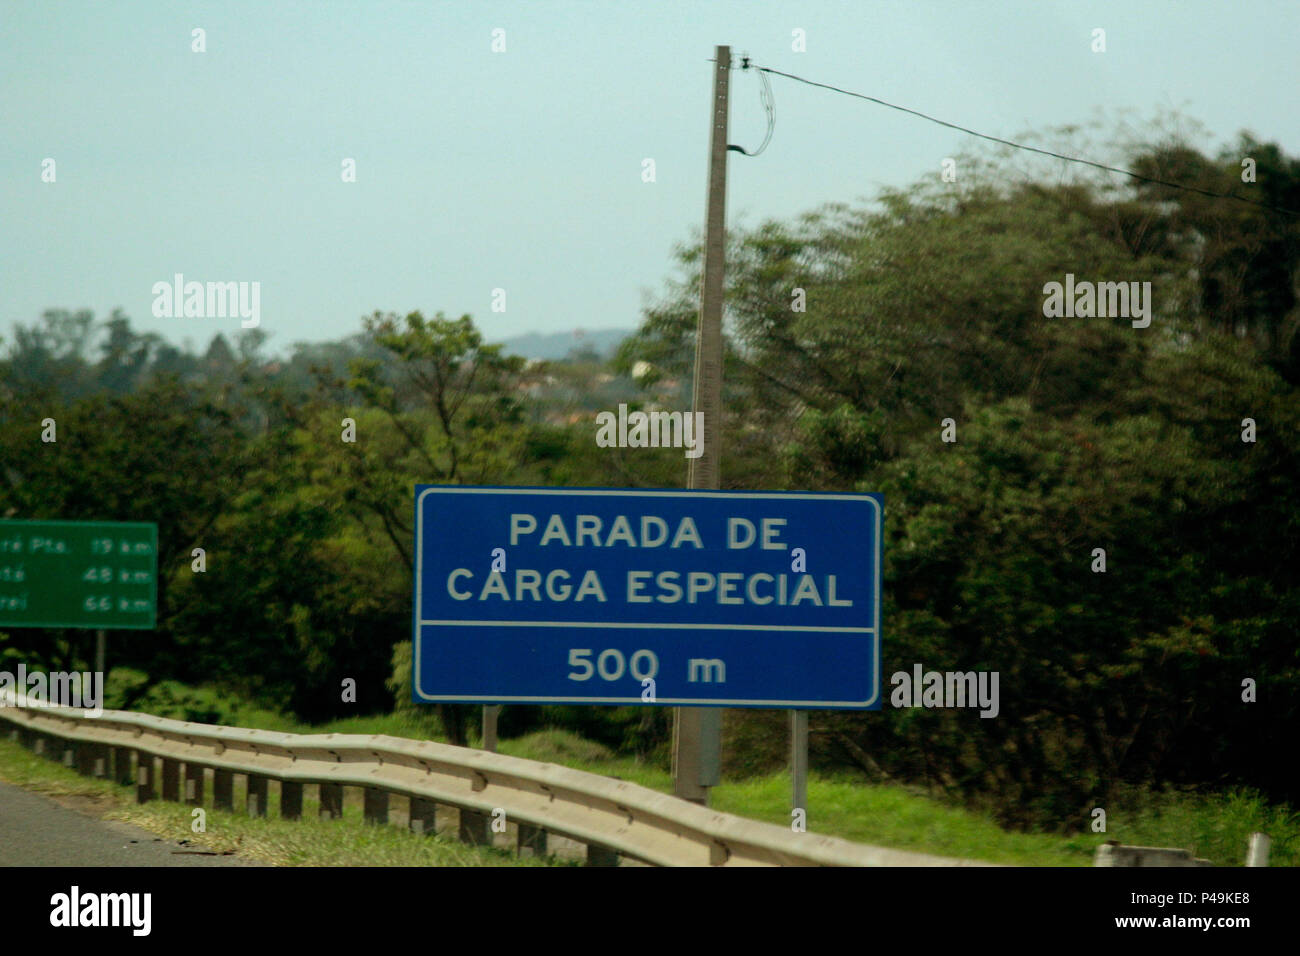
674 44 731 806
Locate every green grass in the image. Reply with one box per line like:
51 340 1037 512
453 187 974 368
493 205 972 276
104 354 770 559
69 685 1300 867
499 732 1091 863
0 736 571 866
500 730 675 791
255 720 1300 867
726 772 1296 866
711 773 1099 865
418 729 1300 866
1101 783 1299 868
187 703 446 741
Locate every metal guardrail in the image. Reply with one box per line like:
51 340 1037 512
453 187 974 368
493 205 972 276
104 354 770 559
1095 835 1271 867
0 693 993 867
1094 844 1213 867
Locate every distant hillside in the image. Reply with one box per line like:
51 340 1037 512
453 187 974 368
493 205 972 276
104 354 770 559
496 328 633 361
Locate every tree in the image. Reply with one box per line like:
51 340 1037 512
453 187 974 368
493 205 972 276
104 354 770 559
300 311 533 744
0 376 256 680
1128 133 1300 380
618 129 1300 822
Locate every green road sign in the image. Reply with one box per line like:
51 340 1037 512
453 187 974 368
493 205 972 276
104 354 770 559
0 519 157 630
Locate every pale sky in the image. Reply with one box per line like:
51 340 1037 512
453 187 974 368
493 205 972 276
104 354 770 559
2 0 1296 356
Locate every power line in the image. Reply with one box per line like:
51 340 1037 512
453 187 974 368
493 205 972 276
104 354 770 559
745 63 1299 218
728 55 774 157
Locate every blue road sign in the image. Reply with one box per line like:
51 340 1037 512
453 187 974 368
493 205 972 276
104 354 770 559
412 486 881 709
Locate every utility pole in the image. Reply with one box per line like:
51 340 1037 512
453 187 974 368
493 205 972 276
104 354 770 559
673 45 730 806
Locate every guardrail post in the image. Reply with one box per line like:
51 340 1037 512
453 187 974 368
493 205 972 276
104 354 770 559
75 740 97 776
114 747 134 786
1246 833 1270 867
214 769 234 811
281 781 303 820
319 783 343 820
1094 843 1212 866
246 774 268 817
364 788 389 825
410 797 436 835
517 823 547 858
185 764 205 806
91 743 110 779
586 844 620 867
161 758 181 802
459 809 489 846
136 753 154 803
62 737 77 769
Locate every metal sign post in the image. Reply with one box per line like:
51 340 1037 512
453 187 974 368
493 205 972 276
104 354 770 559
482 705 500 752
790 710 808 817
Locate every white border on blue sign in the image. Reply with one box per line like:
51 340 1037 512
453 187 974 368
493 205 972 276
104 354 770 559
412 486 881 708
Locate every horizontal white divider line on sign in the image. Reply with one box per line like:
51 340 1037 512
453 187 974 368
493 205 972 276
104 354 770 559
0 689 990 868
419 619 874 632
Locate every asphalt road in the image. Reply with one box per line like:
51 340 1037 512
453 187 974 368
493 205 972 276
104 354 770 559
0 781 253 866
